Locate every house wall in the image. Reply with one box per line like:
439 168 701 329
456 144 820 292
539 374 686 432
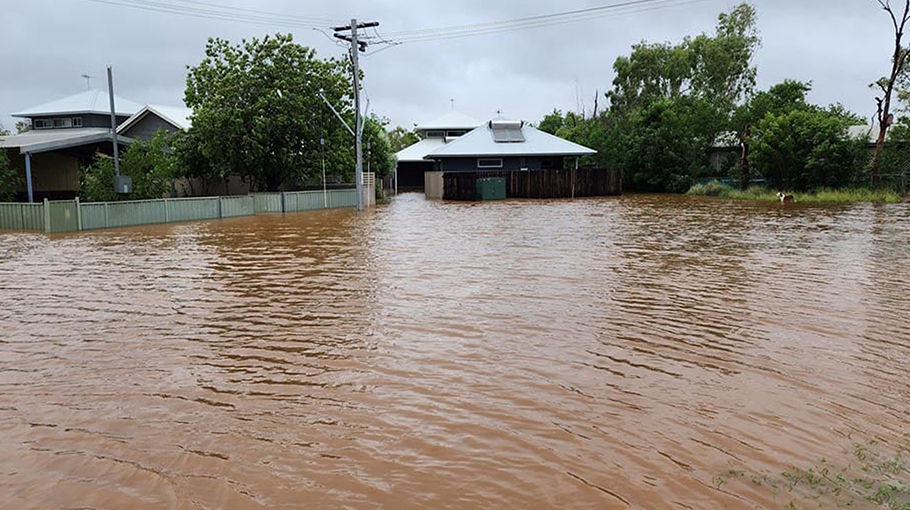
433 156 565 172
28 114 129 130
121 114 179 140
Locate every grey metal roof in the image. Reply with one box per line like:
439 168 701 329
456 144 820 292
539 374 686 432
426 120 597 158
415 110 482 131
0 128 132 154
12 89 143 118
117 104 193 134
395 137 447 162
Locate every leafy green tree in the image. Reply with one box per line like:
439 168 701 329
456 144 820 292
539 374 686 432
749 108 867 191
537 109 566 135
364 116 396 179
185 33 352 191
600 2 759 191
82 132 177 202
0 124 8 136
15 121 31 134
621 96 723 192
732 80 812 186
608 3 759 115
0 148 20 201
387 126 419 152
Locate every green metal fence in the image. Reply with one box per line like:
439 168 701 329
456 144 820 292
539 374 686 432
0 189 358 234
0 203 45 231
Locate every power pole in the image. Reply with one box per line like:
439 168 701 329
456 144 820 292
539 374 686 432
107 66 121 178
334 19 378 212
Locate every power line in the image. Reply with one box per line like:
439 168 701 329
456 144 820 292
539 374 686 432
385 0 709 44
82 0 342 29
383 0 688 37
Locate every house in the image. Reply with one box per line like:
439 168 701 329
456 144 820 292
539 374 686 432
425 118 597 172
1 89 141 201
394 110 481 190
117 104 192 140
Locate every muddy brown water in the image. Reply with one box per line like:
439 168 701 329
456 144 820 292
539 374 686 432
1 193 908 510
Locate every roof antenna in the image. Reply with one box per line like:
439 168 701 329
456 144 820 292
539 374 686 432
81 74 94 91
450 98 455 110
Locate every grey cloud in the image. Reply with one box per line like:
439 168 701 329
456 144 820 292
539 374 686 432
0 0 896 131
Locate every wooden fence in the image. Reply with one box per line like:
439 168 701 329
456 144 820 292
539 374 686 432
443 168 622 201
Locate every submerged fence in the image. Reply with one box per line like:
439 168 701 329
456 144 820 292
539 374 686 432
0 189 358 234
443 168 622 201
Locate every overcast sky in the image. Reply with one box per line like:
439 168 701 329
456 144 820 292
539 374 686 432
0 0 896 131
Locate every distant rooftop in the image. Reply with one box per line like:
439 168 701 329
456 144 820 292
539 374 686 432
12 89 143 118
0 128 132 154
118 104 193 134
426 119 597 158
415 110 482 132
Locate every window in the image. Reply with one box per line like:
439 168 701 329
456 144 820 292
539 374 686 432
425 130 445 138
72 117 83 127
34 119 51 129
478 158 503 169
446 130 467 137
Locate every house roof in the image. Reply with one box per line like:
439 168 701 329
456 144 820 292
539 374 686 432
415 110 482 131
117 104 193 134
395 137 447 162
426 120 597 158
12 89 143 118
0 128 132 155
847 125 880 143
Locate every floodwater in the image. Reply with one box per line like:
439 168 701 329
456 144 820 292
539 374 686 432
1 194 908 510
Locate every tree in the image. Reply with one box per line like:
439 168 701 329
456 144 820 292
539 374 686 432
871 0 910 188
387 126 419 152
732 80 812 187
607 3 759 115
185 33 352 191
749 108 867 191
601 3 760 191
621 96 722 192
15 121 31 134
0 148 20 201
364 116 396 179
82 132 177 202
537 109 566 135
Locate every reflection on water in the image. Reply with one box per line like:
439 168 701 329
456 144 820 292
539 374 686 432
1 194 908 509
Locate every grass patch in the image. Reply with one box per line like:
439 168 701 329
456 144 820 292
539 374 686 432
687 180 902 203
713 439 910 509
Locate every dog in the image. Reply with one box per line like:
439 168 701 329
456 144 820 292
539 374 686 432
778 192 795 204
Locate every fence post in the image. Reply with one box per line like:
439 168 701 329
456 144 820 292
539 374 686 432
43 198 50 233
280 192 286 213
75 197 82 231
164 198 170 223
19 203 25 232
218 196 223 218
103 202 109 229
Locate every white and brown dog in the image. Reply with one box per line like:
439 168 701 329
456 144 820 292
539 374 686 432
778 192 795 204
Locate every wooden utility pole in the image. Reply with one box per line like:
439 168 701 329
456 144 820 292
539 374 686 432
334 19 378 211
873 0 910 188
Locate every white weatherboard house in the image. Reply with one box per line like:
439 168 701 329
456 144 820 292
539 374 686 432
1 89 191 202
